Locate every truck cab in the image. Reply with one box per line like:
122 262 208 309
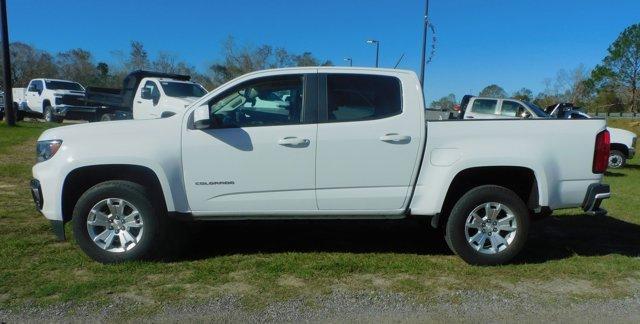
461 96 548 119
133 78 207 120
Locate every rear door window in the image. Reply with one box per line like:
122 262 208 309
501 100 525 117
325 74 402 122
470 99 498 115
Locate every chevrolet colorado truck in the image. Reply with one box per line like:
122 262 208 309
31 67 611 265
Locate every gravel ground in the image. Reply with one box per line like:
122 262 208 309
3 290 640 323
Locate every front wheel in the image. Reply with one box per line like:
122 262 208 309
445 185 530 265
44 105 62 123
608 150 626 169
72 180 164 263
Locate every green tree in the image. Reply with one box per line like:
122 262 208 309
429 93 457 110
512 88 533 102
1 42 57 88
479 84 507 98
127 41 150 71
56 48 97 86
209 36 332 86
591 24 640 111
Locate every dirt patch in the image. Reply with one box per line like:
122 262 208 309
277 275 306 288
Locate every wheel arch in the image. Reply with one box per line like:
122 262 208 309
61 164 171 223
610 143 629 157
439 166 540 225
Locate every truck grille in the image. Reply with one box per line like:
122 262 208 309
60 95 85 106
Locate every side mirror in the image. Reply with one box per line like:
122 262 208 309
141 88 152 100
193 105 211 129
161 111 176 118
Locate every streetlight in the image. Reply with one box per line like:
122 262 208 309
365 39 380 68
344 57 353 67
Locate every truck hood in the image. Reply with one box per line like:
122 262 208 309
164 96 200 108
37 116 181 144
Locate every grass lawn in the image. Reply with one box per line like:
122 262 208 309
1 120 639 315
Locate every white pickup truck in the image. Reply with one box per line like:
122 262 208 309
31 67 611 265
85 70 207 121
13 79 92 123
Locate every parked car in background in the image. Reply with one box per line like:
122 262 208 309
85 70 207 121
547 103 636 168
31 67 610 266
12 79 92 123
458 95 548 119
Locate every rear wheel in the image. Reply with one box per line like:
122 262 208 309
445 185 530 265
72 180 165 263
608 150 626 169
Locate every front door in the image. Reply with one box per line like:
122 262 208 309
25 80 44 113
182 73 318 214
134 80 161 119
315 73 422 211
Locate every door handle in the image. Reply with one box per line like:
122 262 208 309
466 116 474 119
379 133 411 143
136 101 142 104
278 137 310 147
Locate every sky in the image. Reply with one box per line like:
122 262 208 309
6 0 640 103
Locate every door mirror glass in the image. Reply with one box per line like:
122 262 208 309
193 105 211 129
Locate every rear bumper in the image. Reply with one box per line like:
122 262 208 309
581 183 610 215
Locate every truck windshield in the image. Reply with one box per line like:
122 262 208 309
45 81 84 91
525 102 550 118
160 82 207 98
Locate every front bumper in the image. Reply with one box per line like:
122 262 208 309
30 179 65 240
53 105 97 118
581 183 610 216
629 147 635 159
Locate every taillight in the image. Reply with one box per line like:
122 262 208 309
593 130 610 173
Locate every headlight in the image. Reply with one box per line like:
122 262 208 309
36 140 63 163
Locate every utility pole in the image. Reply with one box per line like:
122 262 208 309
419 0 430 87
0 0 14 126
366 39 380 67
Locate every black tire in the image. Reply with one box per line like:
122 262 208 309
100 113 112 122
44 105 62 123
445 185 530 266
608 150 626 169
72 180 165 263
0 112 3 121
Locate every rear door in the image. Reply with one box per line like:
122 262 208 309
464 98 500 119
315 73 423 211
